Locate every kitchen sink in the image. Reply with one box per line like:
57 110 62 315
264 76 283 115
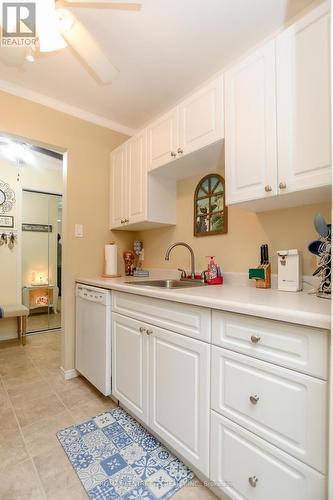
124 279 207 289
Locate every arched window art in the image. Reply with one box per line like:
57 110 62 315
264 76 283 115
194 174 227 236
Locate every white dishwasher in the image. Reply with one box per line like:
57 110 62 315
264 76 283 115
75 283 112 396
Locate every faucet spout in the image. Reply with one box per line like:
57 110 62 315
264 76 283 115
165 242 196 279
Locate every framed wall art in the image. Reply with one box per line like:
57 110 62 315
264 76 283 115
194 174 228 237
0 215 14 228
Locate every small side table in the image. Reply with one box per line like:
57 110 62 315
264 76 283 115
22 285 59 314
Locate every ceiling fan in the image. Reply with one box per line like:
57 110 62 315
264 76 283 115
0 0 142 84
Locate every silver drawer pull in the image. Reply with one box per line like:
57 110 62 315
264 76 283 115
146 329 153 335
251 335 261 344
250 394 260 405
139 327 146 333
248 476 258 488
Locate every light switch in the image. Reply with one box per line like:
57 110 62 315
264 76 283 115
75 224 83 237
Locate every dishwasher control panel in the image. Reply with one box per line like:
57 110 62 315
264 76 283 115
76 283 111 306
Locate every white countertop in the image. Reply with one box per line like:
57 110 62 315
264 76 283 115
76 274 331 330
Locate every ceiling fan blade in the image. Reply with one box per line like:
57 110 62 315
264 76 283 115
36 0 67 52
63 0 140 3
59 13 118 83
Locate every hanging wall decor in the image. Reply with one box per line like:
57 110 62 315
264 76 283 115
0 180 16 214
194 174 227 236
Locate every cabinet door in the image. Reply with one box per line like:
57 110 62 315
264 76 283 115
147 108 179 171
179 75 223 155
110 146 127 229
127 131 147 225
225 40 278 204
276 3 331 194
149 327 210 475
112 313 149 424
210 412 326 500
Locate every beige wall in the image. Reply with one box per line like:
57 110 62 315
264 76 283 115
137 169 331 276
0 90 133 367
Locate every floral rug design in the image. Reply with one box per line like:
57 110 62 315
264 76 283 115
57 407 194 499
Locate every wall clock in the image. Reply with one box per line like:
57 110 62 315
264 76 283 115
0 180 16 214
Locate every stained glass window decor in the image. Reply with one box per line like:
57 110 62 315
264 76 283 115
194 174 228 237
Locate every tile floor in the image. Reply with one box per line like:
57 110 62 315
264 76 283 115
0 331 217 500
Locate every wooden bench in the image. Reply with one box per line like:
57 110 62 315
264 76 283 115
0 305 29 345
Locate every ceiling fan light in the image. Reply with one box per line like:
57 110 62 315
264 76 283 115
36 0 67 52
56 9 75 33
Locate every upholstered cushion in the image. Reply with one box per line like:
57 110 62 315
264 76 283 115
0 304 29 318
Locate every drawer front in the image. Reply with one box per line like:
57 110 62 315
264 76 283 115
210 412 326 500
211 347 327 472
212 310 328 379
113 291 211 341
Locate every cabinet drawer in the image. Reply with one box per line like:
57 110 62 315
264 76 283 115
212 310 328 379
211 347 327 472
113 291 211 342
210 411 326 500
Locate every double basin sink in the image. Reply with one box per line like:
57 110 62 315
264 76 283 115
125 279 207 289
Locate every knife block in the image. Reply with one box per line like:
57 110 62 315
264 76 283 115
256 264 271 289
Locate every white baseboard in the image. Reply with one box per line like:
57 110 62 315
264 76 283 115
60 366 79 380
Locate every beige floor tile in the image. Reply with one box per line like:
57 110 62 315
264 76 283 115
13 393 66 428
55 384 101 410
173 479 218 499
44 373 89 393
22 410 74 457
47 483 87 500
33 446 85 498
7 378 55 405
2 367 44 389
0 428 29 472
0 357 34 377
0 459 44 500
0 406 19 433
69 396 117 422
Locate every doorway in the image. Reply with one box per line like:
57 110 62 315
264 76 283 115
22 190 63 333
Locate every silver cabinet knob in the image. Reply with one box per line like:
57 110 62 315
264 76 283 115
248 476 258 488
120 219 125 224
264 185 272 192
171 151 177 158
251 335 261 344
249 394 260 405
146 329 153 335
279 181 287 189
124 219 129 223
177 148 184 154
139 327 146 333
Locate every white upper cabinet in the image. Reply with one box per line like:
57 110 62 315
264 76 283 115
225 40 278 204
179 76 223 156
109 130 176 230
110 145 127 228
148 75 224 172
127 131 147 224
276 3 331 194
225 1 331 209
147 108 179 170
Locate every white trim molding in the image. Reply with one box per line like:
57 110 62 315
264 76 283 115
60 366 79 380
0 79 135 137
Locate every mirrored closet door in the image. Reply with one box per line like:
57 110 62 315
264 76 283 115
22 190 62 333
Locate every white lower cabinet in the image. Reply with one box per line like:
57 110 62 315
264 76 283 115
210 411 326 500
111 313 149 424
111 304 210 476
211 347 327 473
149 327 210 476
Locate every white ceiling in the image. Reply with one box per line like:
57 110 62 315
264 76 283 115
0 0 315 132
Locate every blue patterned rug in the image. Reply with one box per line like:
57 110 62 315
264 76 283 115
57 407 194 499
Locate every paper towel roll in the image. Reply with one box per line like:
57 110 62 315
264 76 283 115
105 243 118 276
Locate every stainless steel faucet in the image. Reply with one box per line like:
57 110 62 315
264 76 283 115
165 242 196 279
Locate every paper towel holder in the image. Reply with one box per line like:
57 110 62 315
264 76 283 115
102 241 121 278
